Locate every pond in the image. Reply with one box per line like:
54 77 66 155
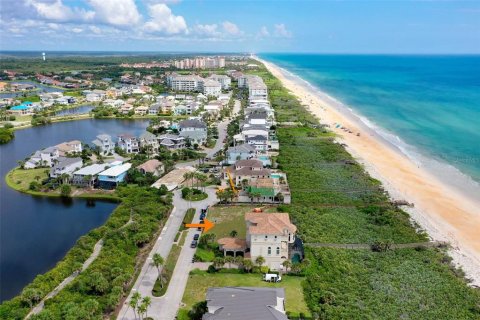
0 118 149 302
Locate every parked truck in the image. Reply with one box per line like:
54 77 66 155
263 273 282 282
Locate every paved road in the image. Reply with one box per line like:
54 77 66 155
117 188 219 320
26 239 104 318
118 101 240 319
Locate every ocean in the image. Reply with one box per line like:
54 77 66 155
260 54 480 196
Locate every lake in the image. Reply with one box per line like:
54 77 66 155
0 118 149 302
0 81 65 99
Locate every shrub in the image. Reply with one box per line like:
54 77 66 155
60 184 71 197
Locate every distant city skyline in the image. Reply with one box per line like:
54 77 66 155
1 0 480 54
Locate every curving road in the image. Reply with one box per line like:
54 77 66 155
117 99 240 320
117 188 219 320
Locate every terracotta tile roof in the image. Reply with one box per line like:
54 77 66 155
137 159 162 173
245 212 297 236
218 237 247 250
235 159 263 168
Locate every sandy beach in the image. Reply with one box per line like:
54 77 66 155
257 57 480 286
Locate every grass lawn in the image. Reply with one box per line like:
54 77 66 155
206 205 278 239
6 167 48 192
181 272 310 318
180 208 196 231
184 192 208 201
5 168 120 201
194 247 215 262
152 244 182 297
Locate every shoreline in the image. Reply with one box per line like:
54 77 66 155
257 57 480 286
4 167 122 202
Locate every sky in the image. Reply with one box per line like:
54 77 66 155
1 0 480 53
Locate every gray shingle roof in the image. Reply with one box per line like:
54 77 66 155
179 119 207 130
203 287 287 320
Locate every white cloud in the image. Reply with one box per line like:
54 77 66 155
258 26 269 38
143 4 187 34
89 26 102 34
222 21 242 36
274 24 292 38
193 23 220 37
26 0 73 21
47 23 60 30
72 27 83 33
26 0 94 22
88 0 141 26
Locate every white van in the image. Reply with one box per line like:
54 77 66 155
263 273 282 282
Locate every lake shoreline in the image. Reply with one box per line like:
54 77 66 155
256 56 480 286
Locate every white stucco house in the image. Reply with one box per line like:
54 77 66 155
245 211 297 271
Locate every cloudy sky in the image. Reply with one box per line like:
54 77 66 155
1 0 479 53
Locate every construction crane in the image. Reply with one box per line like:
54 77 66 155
226 168 238 195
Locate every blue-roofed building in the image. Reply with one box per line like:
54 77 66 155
9 103 35 115
98 163 132 189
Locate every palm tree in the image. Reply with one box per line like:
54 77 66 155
129 291 141 319
241 178 249 190
255 255 265 267
152 253 164 287
234 256 244 268
229 230 238 238
243 259 253 273
282 260 292 273
59 173 70 185
212 257 225 270
224 256 234 269
139 296 151 319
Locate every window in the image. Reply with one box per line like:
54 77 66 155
274 236 277 241
276 247 280 255
268 247 271 255
265 235 268 240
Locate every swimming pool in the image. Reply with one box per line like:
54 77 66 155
271 174 282 179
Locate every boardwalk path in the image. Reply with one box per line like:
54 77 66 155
305 241 448 250
25 239 104 319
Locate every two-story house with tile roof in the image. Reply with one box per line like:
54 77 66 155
245 211 297 271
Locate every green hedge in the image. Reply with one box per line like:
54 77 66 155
0 186 172 319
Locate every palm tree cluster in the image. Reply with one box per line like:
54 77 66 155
129 292 152 320
183 171 208 191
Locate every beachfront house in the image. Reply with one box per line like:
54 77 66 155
202 287 287 320
49 157 83 179
98 163 132 189
117 134 140 154
224 159 271 185
225 144 257 164
72 163 109 187
24 146 60 169
245 211 297 271
91 134 114 156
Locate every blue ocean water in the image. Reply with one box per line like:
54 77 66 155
260 54 480 186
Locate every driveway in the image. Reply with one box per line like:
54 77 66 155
117 187 219 320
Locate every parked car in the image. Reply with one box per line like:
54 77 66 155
263 273 282 282
190 240 198 248
193 234 200 240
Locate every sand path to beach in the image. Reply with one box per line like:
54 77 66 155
257 57 480 286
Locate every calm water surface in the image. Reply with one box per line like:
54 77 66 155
0 119 149 301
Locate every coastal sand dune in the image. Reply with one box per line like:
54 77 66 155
257 57 480 286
